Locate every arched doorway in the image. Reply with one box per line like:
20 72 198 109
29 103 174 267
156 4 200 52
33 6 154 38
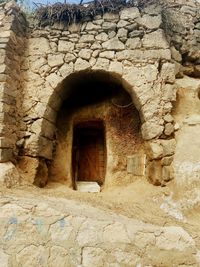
48 70 144 190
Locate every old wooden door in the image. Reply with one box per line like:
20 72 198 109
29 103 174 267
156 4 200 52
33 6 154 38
73 125 105 186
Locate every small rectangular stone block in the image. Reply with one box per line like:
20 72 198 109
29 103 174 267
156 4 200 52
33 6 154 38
76 181 100 193
127 154 146 176
0 137 14 148
0 148 12 162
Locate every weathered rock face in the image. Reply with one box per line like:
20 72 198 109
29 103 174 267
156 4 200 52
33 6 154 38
0 189 199 267
0 0 199 187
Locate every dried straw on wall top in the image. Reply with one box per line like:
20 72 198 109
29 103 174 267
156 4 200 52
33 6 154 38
34 0 157 26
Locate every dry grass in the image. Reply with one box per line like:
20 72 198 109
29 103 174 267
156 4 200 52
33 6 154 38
34 0 158 26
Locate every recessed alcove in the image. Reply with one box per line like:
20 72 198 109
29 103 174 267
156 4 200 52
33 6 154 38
49 70 144 190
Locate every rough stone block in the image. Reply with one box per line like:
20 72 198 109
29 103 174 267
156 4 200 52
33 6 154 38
125 37 141 49
74 58 90 71
93 58 109 70
76 181 100 193
136 14 162 29
25 135 53 160
127 154 146 176
120 7 140 20
48 54 64 67
28 37 51 55
147 160 162 185
0 161 20 187
161 156 173 166
102 37 124 51
79 34 94 43
142 30 169 49
103 12 119 21
145 141 163 160
102 22 117 32
141 122 164 140
78 49 92 60
0 148 12 162
164 123 174 136
161 139 176 157
59 62 74 78
95 32 108 42
162 165 174 182
58 40 75 52
0 137 14 148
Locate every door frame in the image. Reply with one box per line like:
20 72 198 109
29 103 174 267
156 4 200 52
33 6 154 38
72 120 106 190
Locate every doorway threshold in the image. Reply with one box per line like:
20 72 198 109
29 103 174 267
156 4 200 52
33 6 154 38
76 181 101 193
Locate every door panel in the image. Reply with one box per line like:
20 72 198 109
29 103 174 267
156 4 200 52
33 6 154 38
73 125 105 186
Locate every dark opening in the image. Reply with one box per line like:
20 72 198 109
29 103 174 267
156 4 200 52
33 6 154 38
72 121 106 189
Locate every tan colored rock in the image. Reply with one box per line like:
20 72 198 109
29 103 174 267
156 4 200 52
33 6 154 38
93 58 110 70
117 28 128 38
116 49 171 62
117 19 130 28
79 34 95 43
126 37 141 49
162 165 174 181
0 249 8 267
136 14 162 29
74 58 90 71
175 76 200 91
58 40 75 52
25 134 53 159
142 30 169 49
95 32 108 42
164 114 174 123
64 53 76 63
86 22 101 31
147 160 162 185
28 37 50 55
102 37 125 51
160 62 176 83
102 22 116 31
170 46 182 62
109 61 123 75
103 12 119 21
164 123 174 136
76 181 100 193
16 245 48 267
120 7 140 20
46 73 63 88
145 141 163 159
0 162 20 188
48 54 64 67
141 122 164 140
0 148 13 162
59 62 74 77
78 49 92 60
161 156 174 166
161 139 176 156
48 247 70 267
82 247 106 267
99 51 115 59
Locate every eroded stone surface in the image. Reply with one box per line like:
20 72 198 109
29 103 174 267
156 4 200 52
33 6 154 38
0 191 199 267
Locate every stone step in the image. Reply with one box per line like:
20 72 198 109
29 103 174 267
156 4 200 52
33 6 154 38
76 181 101 193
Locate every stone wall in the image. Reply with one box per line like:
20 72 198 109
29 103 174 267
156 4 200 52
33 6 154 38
0 2 26 162
0 0 199 187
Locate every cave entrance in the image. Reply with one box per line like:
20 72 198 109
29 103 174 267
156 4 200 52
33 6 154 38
72 121 106 189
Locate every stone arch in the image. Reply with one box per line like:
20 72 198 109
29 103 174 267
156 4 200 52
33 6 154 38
27 68 148 188
33 68 147 161
22 66 176 188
